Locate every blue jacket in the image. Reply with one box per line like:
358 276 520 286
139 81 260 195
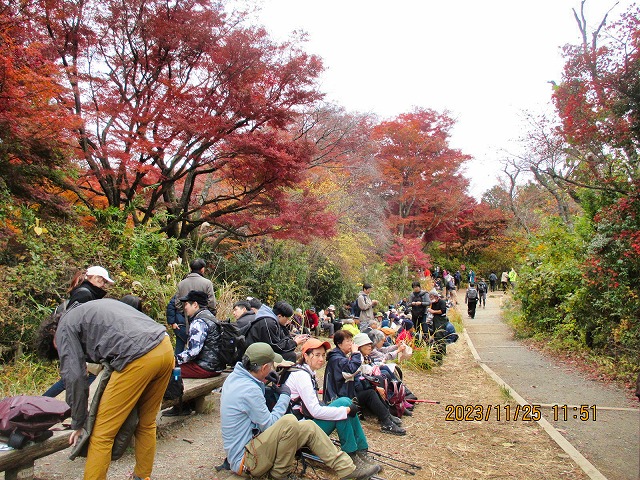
323 347 362 403
220 362 291 473
166 295 186 326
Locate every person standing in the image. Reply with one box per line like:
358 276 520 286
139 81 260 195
220 343 369 480
465 283 479 319
508 268 518 291
408 281 429 334
43 266 115 398
175 258 216 315
468 269 476 285
357 283 378 332
454 270 462 288
427 290 448 364
67 266 114 307
166 294 187 354
36 299 173 480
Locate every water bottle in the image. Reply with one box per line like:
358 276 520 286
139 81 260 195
172 367 181 382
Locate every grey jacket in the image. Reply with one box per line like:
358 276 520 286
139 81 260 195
357 291 375 328
175 272 217 312
55 299 166 429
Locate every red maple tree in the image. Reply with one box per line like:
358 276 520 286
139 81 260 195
371 108 471 240
552 3 640 195
0 1 76 213
21 0 329 244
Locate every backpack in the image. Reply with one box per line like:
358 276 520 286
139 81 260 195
364 374 407 418
213 319 247 370
0 395 70 449
385 378 407 418
467 288 478 300
264 366 314 416
163 371 184 401
351 295 362 318
478 282 487 294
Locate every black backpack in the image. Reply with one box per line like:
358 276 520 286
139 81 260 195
213 319 247 370
265 366 316 419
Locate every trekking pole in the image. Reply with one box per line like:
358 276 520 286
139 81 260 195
299 451 389 480
366 449 423 470
330 439 418 474
406 398 440 404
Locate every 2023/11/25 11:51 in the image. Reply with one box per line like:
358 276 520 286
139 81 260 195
552 404 597 421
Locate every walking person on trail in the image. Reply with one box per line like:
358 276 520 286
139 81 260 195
488 272 498 292
500 271 509 292
465 283 479 319
477 278 488 308
508 268 518 290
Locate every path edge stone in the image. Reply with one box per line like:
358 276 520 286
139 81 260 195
463 329 608 480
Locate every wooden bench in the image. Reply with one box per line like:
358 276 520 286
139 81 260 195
0 374 227 480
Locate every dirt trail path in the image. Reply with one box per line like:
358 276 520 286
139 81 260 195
14 299 598 480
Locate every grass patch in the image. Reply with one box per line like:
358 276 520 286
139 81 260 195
0 354 60 397
499 384 513 402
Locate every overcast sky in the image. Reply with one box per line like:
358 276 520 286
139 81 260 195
252 0 631 198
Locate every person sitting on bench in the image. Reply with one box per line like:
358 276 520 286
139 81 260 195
163 290 222 417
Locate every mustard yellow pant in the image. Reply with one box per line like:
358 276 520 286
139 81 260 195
84 336 174 480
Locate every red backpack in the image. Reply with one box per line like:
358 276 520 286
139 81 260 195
384 378 407 418
0 395 70 448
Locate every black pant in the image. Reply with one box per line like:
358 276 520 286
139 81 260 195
356 387 391 422
467 300 477 318
432 317 448 362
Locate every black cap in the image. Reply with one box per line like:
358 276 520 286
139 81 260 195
179 290 208 306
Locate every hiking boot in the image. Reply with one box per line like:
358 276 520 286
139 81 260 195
356 450 381 472
341 457 380 479
389 414 403 426
402 408 413 416
161 405 192 417
380 420 406 436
